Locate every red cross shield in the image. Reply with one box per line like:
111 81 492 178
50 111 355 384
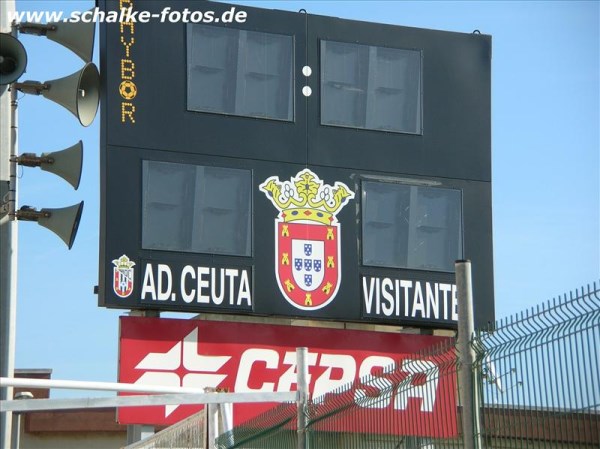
114 266 134 298
276 221 340 310
112 255 135 298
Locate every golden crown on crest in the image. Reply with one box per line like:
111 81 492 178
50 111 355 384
260 169 355 225
112 255 136 270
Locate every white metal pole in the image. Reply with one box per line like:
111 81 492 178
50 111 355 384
219 402 233 436
1 2 19 448
1 377 259 394
456 260 483 449
11 392 32 449
1 390 297 413
207 400 218 449
296 347 309 449
10 412 21 449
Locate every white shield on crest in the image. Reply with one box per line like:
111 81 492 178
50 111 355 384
291 239 325 292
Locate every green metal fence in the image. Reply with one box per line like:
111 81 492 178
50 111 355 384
216 282 599 449
475 283 600 447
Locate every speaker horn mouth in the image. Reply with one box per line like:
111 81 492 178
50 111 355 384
76 63 100 127
66 201 84 249
0 55 17 75
0 33 28 85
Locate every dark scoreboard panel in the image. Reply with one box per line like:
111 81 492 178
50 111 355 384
99 0 494 328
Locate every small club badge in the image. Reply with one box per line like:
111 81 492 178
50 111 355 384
112 255 135 298
260 169 354 310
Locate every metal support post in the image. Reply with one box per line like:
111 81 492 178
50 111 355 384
456 260 483 449
1 2 19 448
218 401 233 435
296 347 309 449
10 391 32 449
11 412 21 449
217 400 233 447
206 400 218 449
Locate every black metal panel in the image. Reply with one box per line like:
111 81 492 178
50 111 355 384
99 145 493 327
101 0 307 163
306 14 491 182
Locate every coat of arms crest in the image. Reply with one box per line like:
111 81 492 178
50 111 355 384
260 169 354 310
112 254 135 298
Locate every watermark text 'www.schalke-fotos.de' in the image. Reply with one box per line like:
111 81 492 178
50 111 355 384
10 6 248 25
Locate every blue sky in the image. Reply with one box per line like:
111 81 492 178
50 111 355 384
11 0 599 394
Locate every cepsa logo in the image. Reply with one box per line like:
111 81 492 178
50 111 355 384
119 317 458 437
119 0 136 124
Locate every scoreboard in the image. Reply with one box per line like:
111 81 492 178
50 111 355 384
98 0 494 329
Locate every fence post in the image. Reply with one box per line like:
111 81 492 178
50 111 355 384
456 260 483 449
219 402 233 437
207 401 218 449
296 347 309 449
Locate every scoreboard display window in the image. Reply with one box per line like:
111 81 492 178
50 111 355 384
320 40 422 134
187 25 294 121
361 181 462 272
141 161 252 257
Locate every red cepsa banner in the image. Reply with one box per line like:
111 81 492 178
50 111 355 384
118 316 458 437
